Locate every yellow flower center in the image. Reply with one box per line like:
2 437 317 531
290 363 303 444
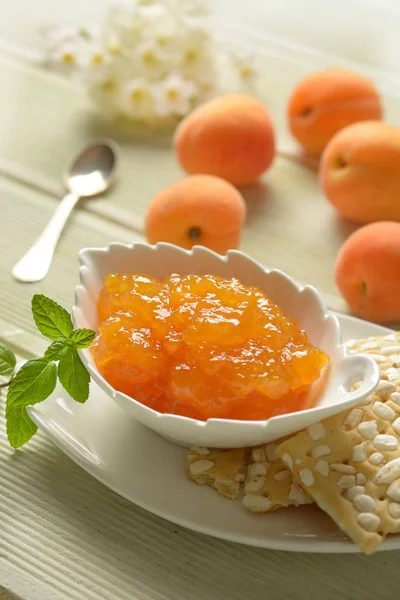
107 42 123 56
167 88 179 101
61 52 76 65
91 53 103 66
142 49 158 66
157 35 170 47
240 65 253 79
184 47 199 64
102 79 117 93
130 88 147 103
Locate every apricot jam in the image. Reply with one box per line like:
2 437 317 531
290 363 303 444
91 273 329 420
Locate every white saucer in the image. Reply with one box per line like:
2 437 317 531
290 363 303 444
29 314 400 553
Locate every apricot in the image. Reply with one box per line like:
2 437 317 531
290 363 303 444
288 68 382 154
174 94 275 186
335 221 400 323
321 121 400 224
144 174 246 254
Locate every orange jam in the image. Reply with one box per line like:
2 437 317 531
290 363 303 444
91 273 329 421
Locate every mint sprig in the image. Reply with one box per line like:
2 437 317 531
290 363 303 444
2 294 95 448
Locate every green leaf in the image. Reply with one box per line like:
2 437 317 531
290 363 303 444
0 343 16 377
58 350 90 403
44 338 73 362
32 295 73 341
69 328 96 349
6 403 38 448
7 358 57 407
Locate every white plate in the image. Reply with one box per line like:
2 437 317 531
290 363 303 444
29 314 399 554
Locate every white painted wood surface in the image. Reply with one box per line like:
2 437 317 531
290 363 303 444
1 1 400 598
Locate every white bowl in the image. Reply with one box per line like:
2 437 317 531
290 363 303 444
73 242 380 448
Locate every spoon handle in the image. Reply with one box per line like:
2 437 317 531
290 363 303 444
12 192 80 283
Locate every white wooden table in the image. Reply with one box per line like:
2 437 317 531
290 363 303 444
1 1 400 599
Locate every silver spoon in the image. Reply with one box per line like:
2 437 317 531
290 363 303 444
12 139 119 283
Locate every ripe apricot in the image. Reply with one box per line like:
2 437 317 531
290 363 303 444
144 174 246 254
288 68 382 154
321 121 400 223
335 221 400 323
174 94 275 186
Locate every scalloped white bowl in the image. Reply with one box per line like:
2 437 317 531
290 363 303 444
73 243 380 448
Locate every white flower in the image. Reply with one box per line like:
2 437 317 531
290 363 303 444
118 78 156 120
178 14 210 45
231 53 257 88
105 1 176 50
136 3 172 24
47 41 80 74
42 24 100 51
153 73 197 117
43 0 216 126
87 73 120 120
136 39 170 80
178 41 215 86
43 23 108 79
178 0 211 17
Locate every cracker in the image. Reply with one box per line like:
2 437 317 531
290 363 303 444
347 331 400 379
243 442 313 512
186 446 248 499
186 441 314 509
277 332 400 554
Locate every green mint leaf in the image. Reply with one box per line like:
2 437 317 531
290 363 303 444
7 358 57 407
0 343 17 377
58 350 90 403
44 338 73 362
6 404 38 448
32 294 73 341
69 328 96 349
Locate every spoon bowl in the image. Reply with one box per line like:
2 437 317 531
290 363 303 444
66 140 119 197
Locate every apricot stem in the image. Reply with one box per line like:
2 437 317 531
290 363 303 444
299 106 314 118
188 227 201 241
335 155 348 169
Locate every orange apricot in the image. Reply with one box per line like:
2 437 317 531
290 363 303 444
174 94 275 186
288 68 382 154
144 174 246 254
335 221 400 323
320 121 400 224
